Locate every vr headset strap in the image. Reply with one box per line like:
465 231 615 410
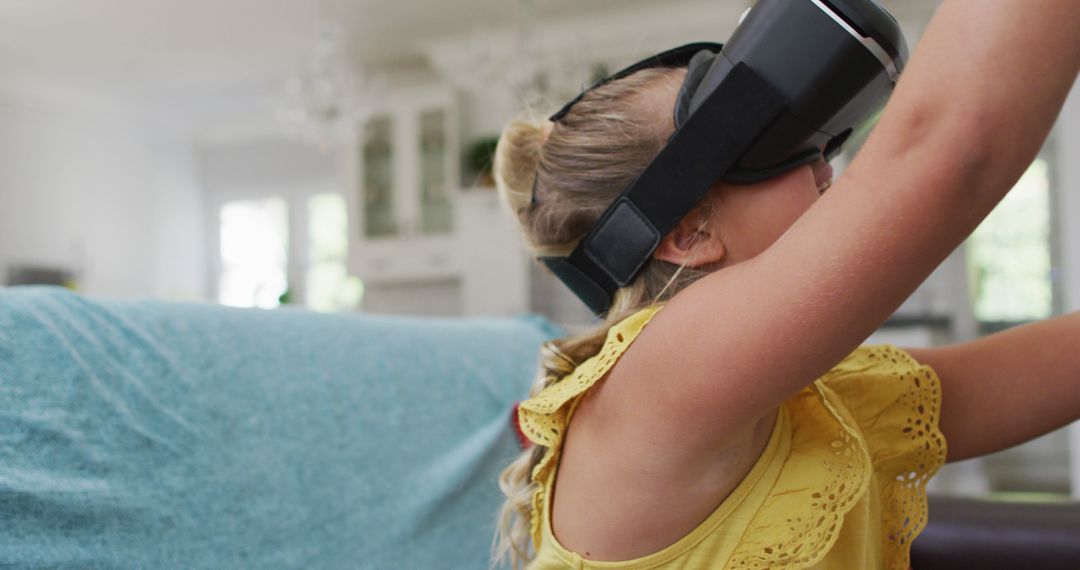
539 62 788 316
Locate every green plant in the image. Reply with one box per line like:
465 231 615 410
466 136 500 186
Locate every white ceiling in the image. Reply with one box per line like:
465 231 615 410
0 1 663 93
0 0 940 138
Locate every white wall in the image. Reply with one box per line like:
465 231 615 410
0 94 207 300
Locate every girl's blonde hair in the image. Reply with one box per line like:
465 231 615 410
490 67 721 569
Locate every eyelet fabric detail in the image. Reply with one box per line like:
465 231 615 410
517 301 947 569
813 344 948 569
518 305 664 548
722 378 873 569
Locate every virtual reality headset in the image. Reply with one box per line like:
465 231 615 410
535 0 909 317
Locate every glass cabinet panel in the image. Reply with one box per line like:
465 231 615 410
363 115 397 238
419 109 454 234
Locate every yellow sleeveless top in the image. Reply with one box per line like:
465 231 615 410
517 304 948 570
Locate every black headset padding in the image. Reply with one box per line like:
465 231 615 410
673 47 821 185
674 49 720 128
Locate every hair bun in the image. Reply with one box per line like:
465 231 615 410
494 114 550 221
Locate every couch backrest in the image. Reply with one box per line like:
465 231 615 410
0 286 562 569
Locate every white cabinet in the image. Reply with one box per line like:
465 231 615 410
345 84 461 284
341 83 532 317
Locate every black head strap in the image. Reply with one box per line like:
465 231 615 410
675 49 719 127
539 62 788 316
549 43 722 124
533 43 722 210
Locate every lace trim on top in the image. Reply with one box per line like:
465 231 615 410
517 303 947 569
517 305 665 549
818 344 948 568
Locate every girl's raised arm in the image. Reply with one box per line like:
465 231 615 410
625 0 1080 441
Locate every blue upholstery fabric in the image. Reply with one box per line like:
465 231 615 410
0 286 562 569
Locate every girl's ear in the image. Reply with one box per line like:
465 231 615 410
652 210 727 268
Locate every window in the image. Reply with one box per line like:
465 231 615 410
218 198 289 308
962 156 1069 496
966 158 1055 332
307 193 363 312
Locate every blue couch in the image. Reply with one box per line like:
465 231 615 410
0 286 560 569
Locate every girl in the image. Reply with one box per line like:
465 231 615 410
492 1 1080 568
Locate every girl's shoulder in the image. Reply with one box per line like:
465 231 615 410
517 304 664 450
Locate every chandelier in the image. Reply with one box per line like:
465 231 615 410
275 18 385 152
430 0 596 108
